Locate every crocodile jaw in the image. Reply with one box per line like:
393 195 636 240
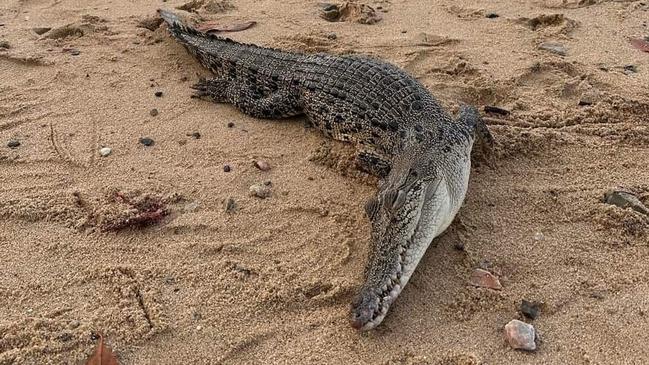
351 176 462 331
351 154 471 331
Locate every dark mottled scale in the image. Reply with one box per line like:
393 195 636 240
163 14 459 161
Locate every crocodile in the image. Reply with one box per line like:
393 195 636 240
159 9 494 331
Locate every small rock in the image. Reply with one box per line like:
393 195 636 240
227 122 235 128
32 27 51 35
223 164 231 172
154 91 163 97
139 137 155 146
326 32 337 40
149 108 159 117
469 268 502 290
249 183 272 199
224 197 237 212
504 320 537 351
254 160 271 171
69 320 80 329
454 240 465 251
484 105 510 116
191 132 201 139
69 49 80 56
579 89 599 106
7 140 20 148
539 42 567 56
604 188 649 215
521 300 541 319
99 147 112 157
623 64 638 74
485 12 499 19
533 232 544 241
0 40 10 49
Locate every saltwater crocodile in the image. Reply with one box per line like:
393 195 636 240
159 9 493 331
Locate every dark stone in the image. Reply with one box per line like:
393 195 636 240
623 65 638 74
521 300 541 319
7 140 20 148
154 91 163 97
485 12 499 19
70 49 80 56
32 27 51 35
191 132 201 139
227 122 235 128
139 137 155 146
149 108 159 117
484 105 511 115
223 164 231 172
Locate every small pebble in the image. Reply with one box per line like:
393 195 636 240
504 320 537 351
485 12 499 18
484 105 510 116
7 140 20 148
69 49 80 56
223 164 231 172
224 197 237 212
99 147 112 157
149 108 159 117
139 137 155 146
623 64 638 74
326 32 337 40
254 160 271 171
469 268 502 290
533 232 544 241
227 122 235 128
249 183 272 199
154 91 163 97
539 42 567 56
0 40 10 49
32 27 51 35
191 132 201 139
454 241 465 251
521 300 541 320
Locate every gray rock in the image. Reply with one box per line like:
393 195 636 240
249 183 272 198
504 319 537 351
7 140 20 148
521 300 541 319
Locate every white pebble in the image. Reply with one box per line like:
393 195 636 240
504 319 537 351
99 147 112 157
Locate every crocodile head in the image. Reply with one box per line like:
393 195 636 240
350 140 473 331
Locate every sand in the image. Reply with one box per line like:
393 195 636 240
1 0 648 364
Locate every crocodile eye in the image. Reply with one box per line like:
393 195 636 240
364 197 379 219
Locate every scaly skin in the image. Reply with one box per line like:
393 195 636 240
159 10 494 331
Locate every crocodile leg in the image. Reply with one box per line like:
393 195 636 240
193 77 304 119
191 78 229 102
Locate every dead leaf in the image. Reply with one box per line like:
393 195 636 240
85 335 119 365
630 38 649 53
195 20 256 33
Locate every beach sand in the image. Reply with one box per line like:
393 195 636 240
1 0 648 363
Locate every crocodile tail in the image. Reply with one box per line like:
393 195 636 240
158 9 232 46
